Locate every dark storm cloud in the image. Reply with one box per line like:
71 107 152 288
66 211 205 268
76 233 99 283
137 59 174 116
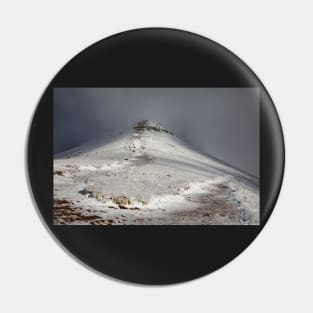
54 88 259 177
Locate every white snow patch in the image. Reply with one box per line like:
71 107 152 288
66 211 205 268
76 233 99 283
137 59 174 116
147 194 186 209
132 139 141 149
78 161 125 171
182 177 225 195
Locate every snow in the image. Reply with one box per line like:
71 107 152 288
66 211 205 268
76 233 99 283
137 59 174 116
54 120 259 225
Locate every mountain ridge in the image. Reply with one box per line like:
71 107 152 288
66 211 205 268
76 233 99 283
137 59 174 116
55 119 257 181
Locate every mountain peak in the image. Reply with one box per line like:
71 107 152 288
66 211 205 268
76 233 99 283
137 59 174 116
133 120 173 134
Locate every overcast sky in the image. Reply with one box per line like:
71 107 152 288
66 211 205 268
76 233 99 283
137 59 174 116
54 88 259 177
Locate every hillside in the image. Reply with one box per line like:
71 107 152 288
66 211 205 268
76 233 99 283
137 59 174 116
54 120 259 225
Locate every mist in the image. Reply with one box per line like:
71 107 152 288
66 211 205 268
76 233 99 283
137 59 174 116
54 88 259 177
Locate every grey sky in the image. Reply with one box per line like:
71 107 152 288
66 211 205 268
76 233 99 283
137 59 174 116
54 88 259 177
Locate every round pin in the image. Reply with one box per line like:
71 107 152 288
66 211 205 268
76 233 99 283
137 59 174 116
27 28 284 284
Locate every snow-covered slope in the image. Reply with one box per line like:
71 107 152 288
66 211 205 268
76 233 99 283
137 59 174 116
54 120 259 225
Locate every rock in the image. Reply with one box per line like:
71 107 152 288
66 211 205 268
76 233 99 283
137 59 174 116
112 195 131 208
79 188 93 197
54 170 64 176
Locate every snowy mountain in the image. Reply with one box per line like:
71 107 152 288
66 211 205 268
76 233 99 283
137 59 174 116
54 120 259 225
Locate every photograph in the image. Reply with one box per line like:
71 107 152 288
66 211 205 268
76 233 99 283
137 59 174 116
53 88 260 225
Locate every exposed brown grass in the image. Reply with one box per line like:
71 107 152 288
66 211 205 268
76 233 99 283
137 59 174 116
53 199 103 224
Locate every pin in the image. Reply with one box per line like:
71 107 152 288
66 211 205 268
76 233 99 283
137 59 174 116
27 28 285 284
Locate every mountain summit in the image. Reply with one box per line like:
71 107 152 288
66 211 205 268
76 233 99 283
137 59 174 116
133 120 173 135
54 121 259 225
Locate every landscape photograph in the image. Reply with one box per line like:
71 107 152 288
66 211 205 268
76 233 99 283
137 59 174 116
53 88 260 225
